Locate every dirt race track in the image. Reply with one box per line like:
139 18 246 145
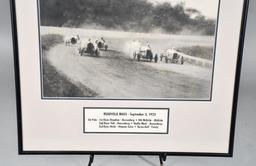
45 44 212 99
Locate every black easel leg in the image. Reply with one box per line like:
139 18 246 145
159 154 167 166
87 154 94 166
159 155 163 166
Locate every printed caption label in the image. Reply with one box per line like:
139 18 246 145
83 108 169 134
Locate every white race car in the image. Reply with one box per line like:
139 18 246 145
160 48 184 64
96 37 108 51
65 35 80 45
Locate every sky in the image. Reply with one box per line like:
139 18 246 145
147 0 219 19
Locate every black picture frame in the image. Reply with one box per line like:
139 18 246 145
10 0 249 157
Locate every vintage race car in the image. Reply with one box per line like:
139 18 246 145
96 38 108 51
134 46 158 63
78 42 100 56
65 35 80 45
160 48 184 64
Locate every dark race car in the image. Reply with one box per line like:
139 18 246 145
79 41 100 57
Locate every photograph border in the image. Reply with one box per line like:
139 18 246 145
38 0 221 102
10 0 249 157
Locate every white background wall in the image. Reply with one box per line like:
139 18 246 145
0 0 255 165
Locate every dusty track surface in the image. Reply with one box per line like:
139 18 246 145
46 44 211 99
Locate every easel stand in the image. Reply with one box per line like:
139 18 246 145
87 153 167 166
87 154 94 166
159 153 167 166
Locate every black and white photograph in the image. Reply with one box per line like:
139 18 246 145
39 0 219 100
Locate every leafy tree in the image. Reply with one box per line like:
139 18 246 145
40 0 216 35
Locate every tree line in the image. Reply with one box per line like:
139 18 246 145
40 0 216 36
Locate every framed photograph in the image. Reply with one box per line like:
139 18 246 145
11 0 249 156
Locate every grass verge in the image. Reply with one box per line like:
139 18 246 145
41 34 98 97
177 46 214 60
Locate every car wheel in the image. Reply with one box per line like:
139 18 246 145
165 57 168 63
96 49 100 56
137 54 141 62
133 53 137 60
180 57 184 65
78 49 82 56
160 54 163 61
154 55 158 63
150 56 153 62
